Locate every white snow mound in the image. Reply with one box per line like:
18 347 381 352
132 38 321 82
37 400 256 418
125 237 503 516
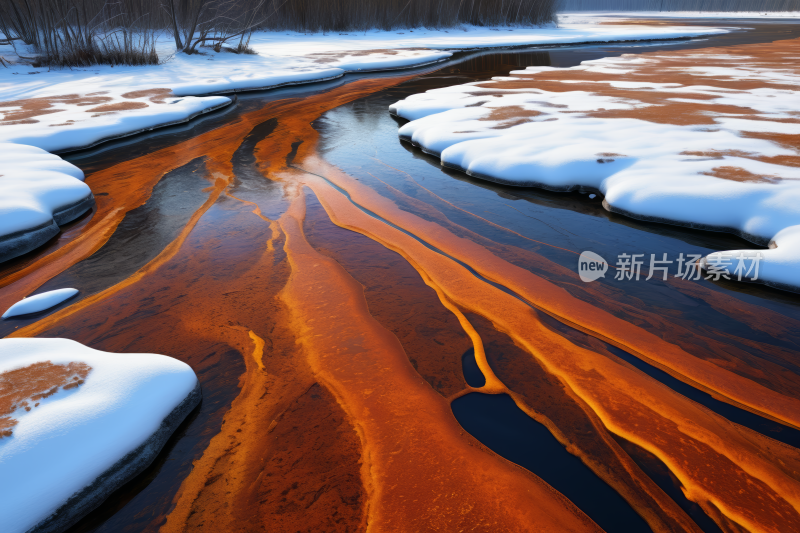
0 338 199 533
0 143 91 238
2 288 78 319
389 53 800 291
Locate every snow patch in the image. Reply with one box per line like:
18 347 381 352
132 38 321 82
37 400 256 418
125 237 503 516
0 144 93 262
0 93 231 154
2 288 79 319
0 338 199 533
389 51 800 291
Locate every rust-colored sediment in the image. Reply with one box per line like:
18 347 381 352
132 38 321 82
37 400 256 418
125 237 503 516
473 37 800 168
0 360 91 437
4 34 800 533
482 105 542 129
470 312 702 533
300 153 800 431
0 94 113 123
302 197 473 397
121 88 173 104
275 193 601 532
0 90 172 126
300 164 800 533
158 80 602 529
89 101 149 113
160 321 368 533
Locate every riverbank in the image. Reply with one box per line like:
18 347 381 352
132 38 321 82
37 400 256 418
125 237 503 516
390 32 800 292
0 20 726 154
0 17 731 265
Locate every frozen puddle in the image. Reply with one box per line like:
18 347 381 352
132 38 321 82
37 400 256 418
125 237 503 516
390 38 800 291
0 338 200 533
0 144 95 263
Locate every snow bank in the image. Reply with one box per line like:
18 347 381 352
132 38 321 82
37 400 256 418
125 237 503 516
0 338 200 533
560 12 800 19
0 23 727 103
389 52 800 291
2 288 79 319
169 49 453 96
0 21 725 154
0 144 94 263
1 94 231 154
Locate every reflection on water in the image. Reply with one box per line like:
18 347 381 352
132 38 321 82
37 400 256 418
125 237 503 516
310 25 800 532
1 19 798 533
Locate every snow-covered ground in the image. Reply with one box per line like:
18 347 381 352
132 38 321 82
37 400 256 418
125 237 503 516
0 22 726 154
0 338 200 533
389 47 800 291
1 91 230 154
560 12 800 20
0 144 93 262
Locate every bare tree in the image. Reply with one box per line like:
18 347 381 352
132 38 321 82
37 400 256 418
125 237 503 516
0 0 573 67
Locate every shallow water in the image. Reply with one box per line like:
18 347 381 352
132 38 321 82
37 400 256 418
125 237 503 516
1 18 799 533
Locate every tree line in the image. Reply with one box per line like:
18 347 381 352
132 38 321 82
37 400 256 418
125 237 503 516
0 0 558 67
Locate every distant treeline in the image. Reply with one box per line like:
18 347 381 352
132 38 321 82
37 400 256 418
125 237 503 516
559 0 800 11
264 0 558 30
0 0 557 67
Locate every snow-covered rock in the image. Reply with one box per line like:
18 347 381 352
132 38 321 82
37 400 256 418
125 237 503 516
2 288 79 319
388 51 800 291
0 338 201 533
0 144 94 263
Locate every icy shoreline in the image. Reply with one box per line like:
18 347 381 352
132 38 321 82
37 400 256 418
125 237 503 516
0 22 726 154
389 40 800 291
0 144 94 263
0 18 731 264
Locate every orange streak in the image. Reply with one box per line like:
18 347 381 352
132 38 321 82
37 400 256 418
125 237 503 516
278 189 603 532
8 175 228 338
302 154 800 431
248 330 265 371
300 169 800 533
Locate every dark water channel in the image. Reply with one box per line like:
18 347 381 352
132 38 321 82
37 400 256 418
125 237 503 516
21 18 796 533
456 349 652 532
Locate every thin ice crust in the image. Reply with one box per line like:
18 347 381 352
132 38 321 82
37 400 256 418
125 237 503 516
29 381 201 533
